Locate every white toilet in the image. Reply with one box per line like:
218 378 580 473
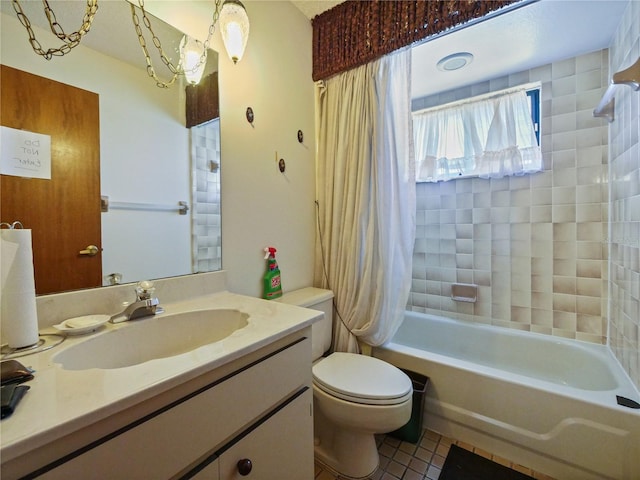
278 288 412 479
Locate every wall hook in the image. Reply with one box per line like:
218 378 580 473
275 151 286 173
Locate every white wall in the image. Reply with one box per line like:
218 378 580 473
147 1 317 297
222 1 316 297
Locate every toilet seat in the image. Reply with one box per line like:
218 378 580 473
313 352 412 405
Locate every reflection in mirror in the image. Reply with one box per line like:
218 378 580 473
0 1 221 295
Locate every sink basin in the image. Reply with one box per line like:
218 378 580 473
53 309 249 370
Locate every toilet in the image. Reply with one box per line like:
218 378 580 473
278 287 412 479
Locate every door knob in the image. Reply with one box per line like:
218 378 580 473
79 245 100 256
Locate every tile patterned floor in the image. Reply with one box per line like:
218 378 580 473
314 428 556 480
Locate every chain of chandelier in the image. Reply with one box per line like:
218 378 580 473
11 0 250 88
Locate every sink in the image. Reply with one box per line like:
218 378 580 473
53 309 249 370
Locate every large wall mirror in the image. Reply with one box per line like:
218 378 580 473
1 1 221 295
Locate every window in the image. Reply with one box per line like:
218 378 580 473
413 84 542 182
526 88 541 145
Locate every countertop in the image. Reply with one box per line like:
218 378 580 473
0 291 322 463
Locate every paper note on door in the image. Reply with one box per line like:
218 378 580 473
1 126 51 179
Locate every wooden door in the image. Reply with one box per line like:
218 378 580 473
1 65 102 294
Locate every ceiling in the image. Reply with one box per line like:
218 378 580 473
290 0 628 99
290 0 343 19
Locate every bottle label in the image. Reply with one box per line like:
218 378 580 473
271 275 281 289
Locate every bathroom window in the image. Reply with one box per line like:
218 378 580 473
413 83 542 182
526 88 541 144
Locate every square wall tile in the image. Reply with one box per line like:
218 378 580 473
408 48 615 357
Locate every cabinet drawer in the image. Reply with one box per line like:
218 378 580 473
36 337 311 480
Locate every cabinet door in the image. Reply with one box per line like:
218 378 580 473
190 458 220 480
219 389 313 480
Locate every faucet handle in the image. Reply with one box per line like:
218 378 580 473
135 280 156 300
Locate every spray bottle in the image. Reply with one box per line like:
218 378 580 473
262 247 283 300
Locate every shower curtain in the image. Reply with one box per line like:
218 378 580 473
314 48 416 353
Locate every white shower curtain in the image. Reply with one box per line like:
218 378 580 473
314 48 415 353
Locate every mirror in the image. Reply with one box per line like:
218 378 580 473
0 1 221 295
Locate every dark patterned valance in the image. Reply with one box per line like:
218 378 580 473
312 0 520 81
185 72 219 128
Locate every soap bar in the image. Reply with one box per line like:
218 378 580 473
1 384 30 419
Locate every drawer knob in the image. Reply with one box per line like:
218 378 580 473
237 458 252 476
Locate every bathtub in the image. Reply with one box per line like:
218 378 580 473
372 311 640 480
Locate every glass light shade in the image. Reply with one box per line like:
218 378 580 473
220 0 250 64
180 35 207 85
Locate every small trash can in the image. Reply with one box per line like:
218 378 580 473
389 369 429 444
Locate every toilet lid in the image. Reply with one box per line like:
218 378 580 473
312 353 412 405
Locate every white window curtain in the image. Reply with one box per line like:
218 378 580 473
314 47 415 353
413 88 542 182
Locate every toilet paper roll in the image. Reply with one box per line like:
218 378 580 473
1 229 40 349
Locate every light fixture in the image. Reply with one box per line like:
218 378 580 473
180 35 207 85
436 52 474 72
220 0 250 64
129 0 223 88
13 0 250 88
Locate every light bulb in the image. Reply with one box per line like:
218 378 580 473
220 0 250 64
180 35 207 85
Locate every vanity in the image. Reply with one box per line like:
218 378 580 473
0 275 322 479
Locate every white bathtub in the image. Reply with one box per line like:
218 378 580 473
372 311 640 480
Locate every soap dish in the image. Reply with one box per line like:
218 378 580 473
451 283 478 303
53 315 110 336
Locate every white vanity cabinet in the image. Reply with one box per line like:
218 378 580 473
190 389 313 480
189 458 220 479
6 333 314 480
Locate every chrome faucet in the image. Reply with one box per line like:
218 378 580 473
110 281 163 324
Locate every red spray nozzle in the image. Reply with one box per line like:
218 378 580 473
264 247 277 259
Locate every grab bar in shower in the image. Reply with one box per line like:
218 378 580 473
593 56 640 123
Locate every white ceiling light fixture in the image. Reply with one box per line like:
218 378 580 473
437 52 474 72
180 35 207 85
220 0 250 64
128 0 224 88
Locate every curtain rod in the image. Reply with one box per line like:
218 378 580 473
413 81 541 115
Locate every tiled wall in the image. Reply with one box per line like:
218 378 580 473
608 0 639 388
409 49 610 344
191 119 222 273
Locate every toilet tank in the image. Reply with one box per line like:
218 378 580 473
277 287 334 360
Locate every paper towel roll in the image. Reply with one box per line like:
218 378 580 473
1 229 40 349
